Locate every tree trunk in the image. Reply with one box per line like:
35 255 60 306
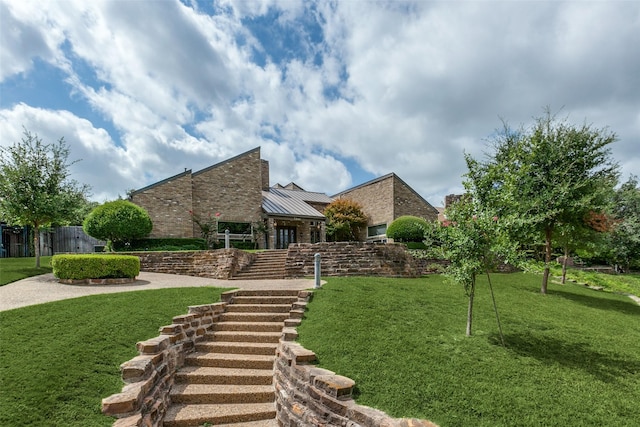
466 274 476 337
33 224 41 268
561 245 569 284
541 226 553 294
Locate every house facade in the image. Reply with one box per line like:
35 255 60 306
332 173 439 241
129 147 438 249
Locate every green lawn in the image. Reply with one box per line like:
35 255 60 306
297 274 640 427
0 256 53 286
0 287 230 426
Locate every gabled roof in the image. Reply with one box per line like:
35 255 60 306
332 172 438 214
129 169 192 196
262 187 332 219
192 147 260 176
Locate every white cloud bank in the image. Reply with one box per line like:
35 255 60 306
1 0 638 205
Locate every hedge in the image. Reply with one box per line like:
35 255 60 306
52 254 140 280
113 238 208 251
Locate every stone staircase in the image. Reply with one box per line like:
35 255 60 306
232 250 288 280
163 289 303 427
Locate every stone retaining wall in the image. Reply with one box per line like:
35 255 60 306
127 248 255 279
274 341 439 427
285 242 421 278
102 301 228 426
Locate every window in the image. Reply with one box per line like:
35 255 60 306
218 222 251 234
367 223 387 237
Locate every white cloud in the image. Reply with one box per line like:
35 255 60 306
1 0 638 207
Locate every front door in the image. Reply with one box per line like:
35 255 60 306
276 227 296 249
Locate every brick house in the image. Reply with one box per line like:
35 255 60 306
129 147 438 248
332 173 439 241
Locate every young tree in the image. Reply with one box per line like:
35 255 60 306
431 196 511 341
83 200 152 251
466 109 619 293
324 199 368 242
0 129 90 267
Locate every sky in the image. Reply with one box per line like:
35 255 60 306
1 0 639 207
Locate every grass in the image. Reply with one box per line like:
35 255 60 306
0 256 53 286
0 287 231 426
525 261 640 297
297 274 640 427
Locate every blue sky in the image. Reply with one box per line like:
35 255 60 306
1 0 639 205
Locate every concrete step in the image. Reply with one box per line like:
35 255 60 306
170 384 274 404
175 366 273 385
215 420 278 427
232 272 285 280
186 352 275 369
195 341 278 356
233 289 299 297
163 402 276 427
225 304 292 313
219 312 290 323
213 321 284 333
232 296 298 305
206 330 282 343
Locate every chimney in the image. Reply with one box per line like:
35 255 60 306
261 159 270 191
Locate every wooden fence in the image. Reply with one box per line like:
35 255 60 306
40 226 106 255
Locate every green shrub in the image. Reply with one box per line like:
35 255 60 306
83 200 152 250
386 216 429 242
51 254 140 279
114 238 207 251
406 241 427 249
231 241 255 250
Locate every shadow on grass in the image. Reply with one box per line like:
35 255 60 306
550 288 640 316
490 332 640 383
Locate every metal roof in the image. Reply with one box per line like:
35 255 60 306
262 188 331 219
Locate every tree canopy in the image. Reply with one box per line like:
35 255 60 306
466 108 619 293
83 200 153 251
324 198 368 242
0 129 90 267
606 175 640 271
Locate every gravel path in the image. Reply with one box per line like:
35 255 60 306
0 272 319 312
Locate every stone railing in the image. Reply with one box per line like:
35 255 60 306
274 342 439 427
101 301 227 426
285 242 421 278
125 248 255 279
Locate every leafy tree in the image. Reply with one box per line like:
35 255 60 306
83 200 152 251
466 108 619 293
324 199 368 242
0 129 90 267
386 215 429 242
607 175 640 271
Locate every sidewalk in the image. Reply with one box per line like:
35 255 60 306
0 272 319 312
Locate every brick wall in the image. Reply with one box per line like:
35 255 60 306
192 148 264 234
393 177 439 221
334 174 439 241
130 171 194 238
130 249 254 279
335 176 394 232
285 242 421 278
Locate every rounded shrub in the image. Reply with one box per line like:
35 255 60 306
83 200 152 250
52 254 140 280
386 215 429 242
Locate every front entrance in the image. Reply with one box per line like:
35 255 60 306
275 226 296 249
